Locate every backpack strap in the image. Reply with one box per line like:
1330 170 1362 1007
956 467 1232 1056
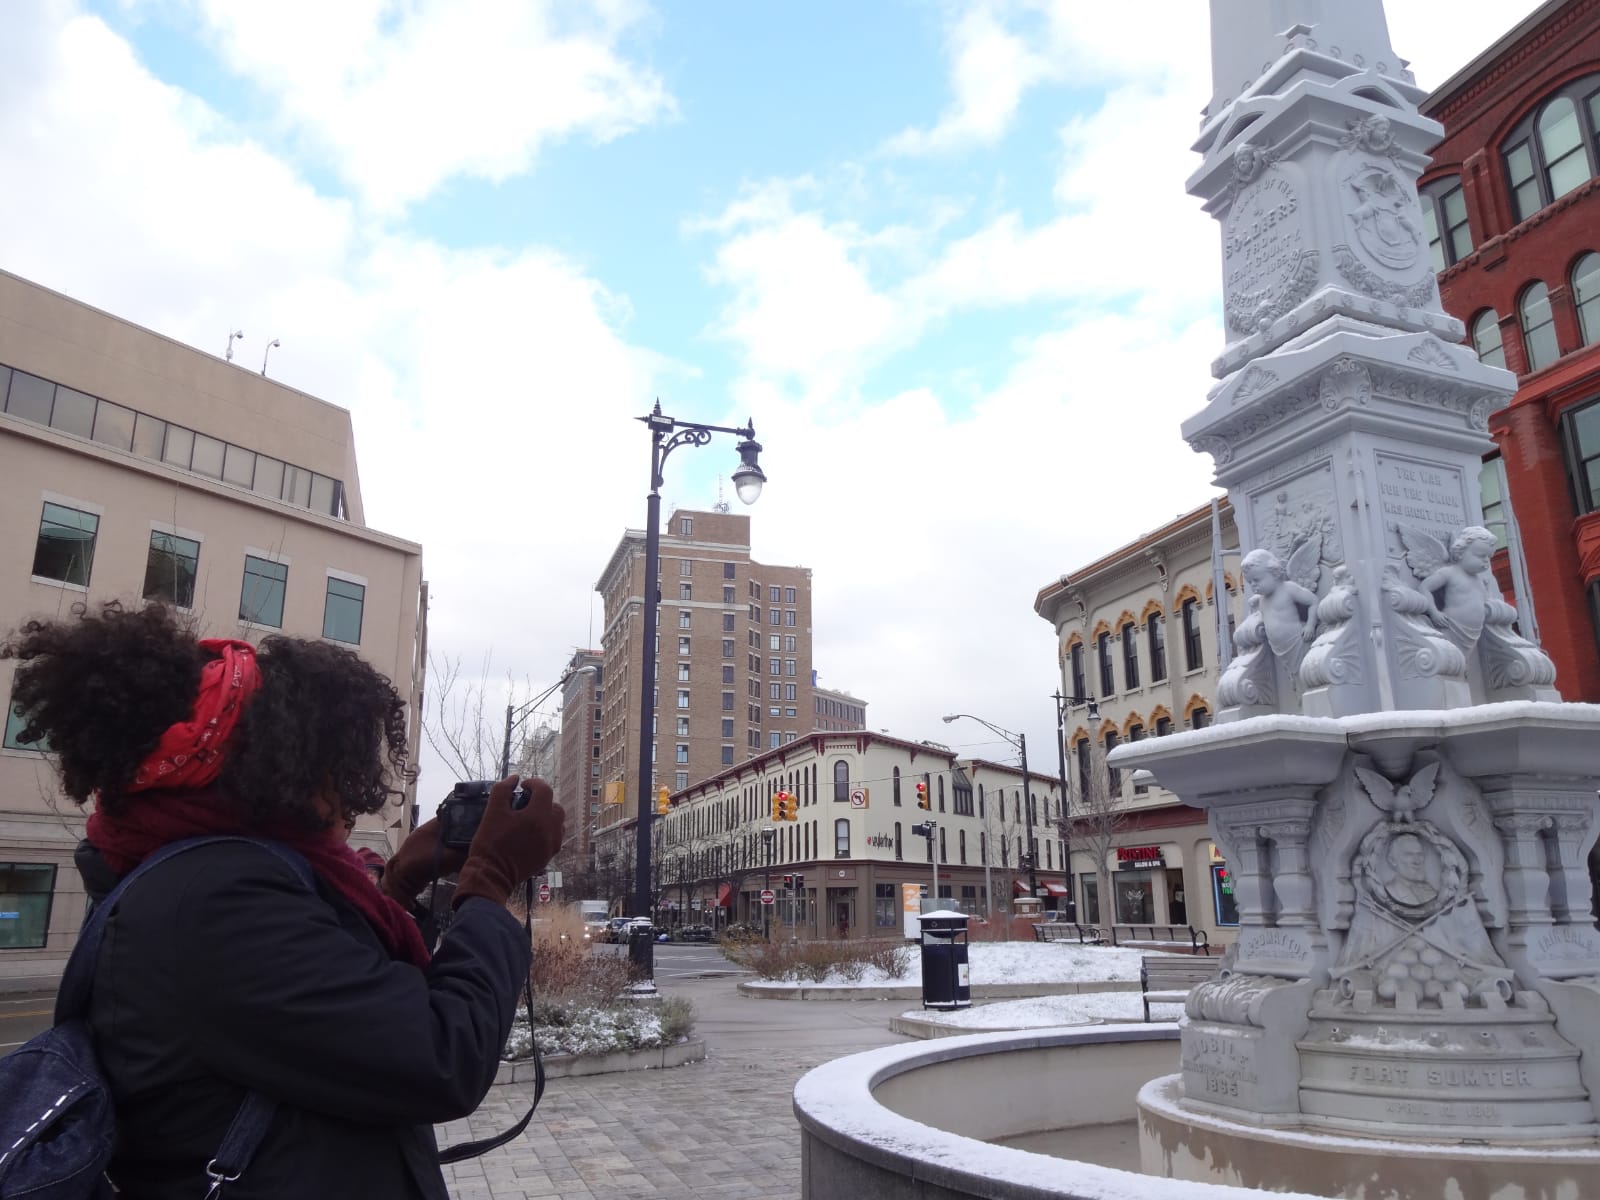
61 837 317 1197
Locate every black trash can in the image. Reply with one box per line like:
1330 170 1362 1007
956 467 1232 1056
917 912 971 1010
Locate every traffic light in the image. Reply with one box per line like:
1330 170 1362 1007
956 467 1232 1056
656 785 671 816
915 781 930 809
793 873 804 892
777 790 796 821
771 793 783 821
783 873 794 889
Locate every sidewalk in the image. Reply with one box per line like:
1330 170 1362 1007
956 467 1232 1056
438 973 913 1200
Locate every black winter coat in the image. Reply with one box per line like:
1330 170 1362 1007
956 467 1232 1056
76 839 531 1199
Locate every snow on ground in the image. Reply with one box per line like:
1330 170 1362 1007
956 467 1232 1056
908 990 1183 1028
745 941 1145 988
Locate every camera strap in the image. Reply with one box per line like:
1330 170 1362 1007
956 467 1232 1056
429 854 546 1165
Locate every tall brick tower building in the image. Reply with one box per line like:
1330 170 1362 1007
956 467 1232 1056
1419 0 1600 699
593 509 814 838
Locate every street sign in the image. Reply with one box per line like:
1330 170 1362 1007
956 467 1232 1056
537 883 552 903
760 889 776 905
849 787 867 809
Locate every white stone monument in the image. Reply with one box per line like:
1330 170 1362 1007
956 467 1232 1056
1121 1 1600 1189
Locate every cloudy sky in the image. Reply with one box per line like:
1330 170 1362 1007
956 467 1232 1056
1 0 1543 794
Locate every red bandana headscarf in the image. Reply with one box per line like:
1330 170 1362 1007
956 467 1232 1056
87 638 430 967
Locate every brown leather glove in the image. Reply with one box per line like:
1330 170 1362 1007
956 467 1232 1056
381 818 469 907
452 774 564 909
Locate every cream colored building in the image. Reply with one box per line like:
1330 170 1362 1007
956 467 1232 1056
646 731 1066 936
1034 501 1237 943
0 269 424 992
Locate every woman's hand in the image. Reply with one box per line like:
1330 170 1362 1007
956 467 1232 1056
452 775 565 909
381 818 469 906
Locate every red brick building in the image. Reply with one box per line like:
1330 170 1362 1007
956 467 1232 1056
1419 0 1600 700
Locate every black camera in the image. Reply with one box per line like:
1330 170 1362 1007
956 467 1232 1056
437 780 533 850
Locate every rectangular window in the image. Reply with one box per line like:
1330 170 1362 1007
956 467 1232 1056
785 684 796 701
33 502 98 586
784 636 796 652
678 636 691 655
253 455 285 500
676 717 690 736
222 444 255 487
679 559 693 577
722 746 735 765
132 413 166 461
722 718 734 737
875 883 896 928
676 690 690 709
784 660 796 676
770 683 781 700
676 744 689 763
721 665 734 683
769 608 780 625
724 562 735 579
722 613 736 632
0 863 56 949
679 610 692 629
1562 397 1600 516
769 731 781 748
723 586 735 603
722 692 734 711
142 531 200 609
770 634 781 650
678 663 690 682
1182 598 1204 671
50 386 95 438
785 587 797 603
785 610 796 626
92 400 136 452
1121 622 1139 690
4 695 47 753
770 658 781 674
190 433 226 479
679 517 693 536
322 576 364 644
769 586 781 602
722 639 734 658
240 555 288 627
5 370 54 424
1148 615 1167 683
679 583 692 600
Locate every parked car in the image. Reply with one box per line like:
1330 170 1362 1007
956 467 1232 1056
675 923 714 942
601 917 633 943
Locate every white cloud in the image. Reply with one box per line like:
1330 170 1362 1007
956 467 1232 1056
186 0 674 210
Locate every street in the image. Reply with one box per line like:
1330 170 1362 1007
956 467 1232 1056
0 991 53 1053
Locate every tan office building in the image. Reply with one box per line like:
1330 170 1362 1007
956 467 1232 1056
1034 501 1237 944
0 269 424 992
593 508 815 847
812 684 868 732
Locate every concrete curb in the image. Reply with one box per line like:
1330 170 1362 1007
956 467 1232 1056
737 979 1141 1001
493 1038 706 1085
888 1012 1100 1039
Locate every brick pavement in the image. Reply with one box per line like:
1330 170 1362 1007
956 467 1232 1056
438 1043 833 1200
439 974 911 1200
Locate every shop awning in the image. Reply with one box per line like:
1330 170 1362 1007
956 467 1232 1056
1012 878 1028 896
717 883 733 908
1043 882 1069 897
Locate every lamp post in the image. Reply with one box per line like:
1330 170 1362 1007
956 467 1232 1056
632 402 765 982
501 665 596 778
943 713 1037 902
1050 691 1099 920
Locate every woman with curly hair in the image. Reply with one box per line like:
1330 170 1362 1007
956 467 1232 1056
3 602 562 1200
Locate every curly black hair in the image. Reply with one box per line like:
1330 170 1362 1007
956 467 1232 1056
2 602 408 831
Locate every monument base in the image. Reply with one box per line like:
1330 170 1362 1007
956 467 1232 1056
1138 1075 1600 1198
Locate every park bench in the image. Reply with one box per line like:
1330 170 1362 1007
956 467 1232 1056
1031 922 1077 943
1075 923 1106 945
1141 954 1224 1021
1109 923 1210 955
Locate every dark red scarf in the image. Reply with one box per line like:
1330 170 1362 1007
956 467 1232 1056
87 639 429 968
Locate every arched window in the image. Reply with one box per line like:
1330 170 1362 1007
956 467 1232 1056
1471 309 1506 368
1573 253 1600 346
937 775 945 812
959 830 967 864
1520 282 1560 372
892 765 902 806
834 818 850 858
1504 77 1600 222
1420 176 1472 270
832 759 850 802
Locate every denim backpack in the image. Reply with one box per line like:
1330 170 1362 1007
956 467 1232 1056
0 837 313 1200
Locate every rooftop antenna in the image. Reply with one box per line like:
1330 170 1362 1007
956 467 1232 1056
713 476 731 514
260 338 281 377
224 329 244 362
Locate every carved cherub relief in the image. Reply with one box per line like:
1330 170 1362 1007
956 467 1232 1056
1394 524 1497 653
1241 540 1322 669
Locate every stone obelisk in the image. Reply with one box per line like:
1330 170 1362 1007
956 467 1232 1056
1121 0 1600 1170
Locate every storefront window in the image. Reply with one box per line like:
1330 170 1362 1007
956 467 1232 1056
0 863 56 949
1115 871 1155 923
874 882 897 928
1080 877 1100 925
1212 864 1239 926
